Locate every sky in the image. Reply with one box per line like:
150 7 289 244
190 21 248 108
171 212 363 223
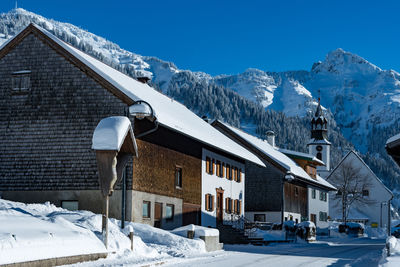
0 0 399 75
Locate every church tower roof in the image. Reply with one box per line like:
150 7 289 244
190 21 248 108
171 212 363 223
308 95 330 145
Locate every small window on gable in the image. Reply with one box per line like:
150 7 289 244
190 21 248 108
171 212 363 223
12 70 31 94
317 152 322 161
175 166 182 188
294 186 299 196
312 189 316 199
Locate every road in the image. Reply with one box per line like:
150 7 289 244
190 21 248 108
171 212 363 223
164 238 385 267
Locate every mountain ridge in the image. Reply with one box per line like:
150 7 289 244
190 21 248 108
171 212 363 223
1 8 400 195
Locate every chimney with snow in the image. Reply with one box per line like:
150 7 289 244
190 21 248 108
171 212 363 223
266 130 275 147
137 76 150 84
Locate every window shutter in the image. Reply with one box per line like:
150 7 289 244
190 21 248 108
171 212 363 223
216 162 220 177
206 157 210 173
212 160 215 175
238 169 242 183
225 198 228 213
234 199 237 214
211 195 215 211
239 200 242 215
222 163 226 178
205 194 209 211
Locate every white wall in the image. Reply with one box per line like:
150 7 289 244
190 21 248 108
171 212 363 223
201 148 245 228
308 186 330 229
328 152 392 227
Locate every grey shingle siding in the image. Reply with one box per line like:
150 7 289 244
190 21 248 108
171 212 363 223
245 161 283 211
0 33 130 191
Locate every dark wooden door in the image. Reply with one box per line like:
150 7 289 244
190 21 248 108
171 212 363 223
310 214 316 226
154 202 162 228
216 192 223 223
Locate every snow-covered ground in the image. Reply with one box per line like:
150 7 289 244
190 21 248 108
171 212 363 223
1 199 392 266
0 199 206 265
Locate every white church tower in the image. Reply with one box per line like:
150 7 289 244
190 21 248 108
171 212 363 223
307 97 331 178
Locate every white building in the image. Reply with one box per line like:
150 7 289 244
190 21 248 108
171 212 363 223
201 148 245 228
326 151 393 228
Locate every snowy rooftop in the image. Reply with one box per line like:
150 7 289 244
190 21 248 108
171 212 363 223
278 148 325 166
27 24 264 167
219 122 336 190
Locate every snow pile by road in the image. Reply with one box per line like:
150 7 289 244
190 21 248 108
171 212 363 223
380 236 400 266
0 199 206 265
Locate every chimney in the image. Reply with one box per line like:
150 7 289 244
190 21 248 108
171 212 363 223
266 130 275 147
137 76 150 84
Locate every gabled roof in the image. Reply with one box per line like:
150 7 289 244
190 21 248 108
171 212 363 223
212 120 336 190
278 148 325 166
0 24 265 167
326 150 393 197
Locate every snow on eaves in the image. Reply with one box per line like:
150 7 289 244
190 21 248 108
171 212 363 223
278 148 325 166
386 133 400 147
220 122 336 190
92 116 134 151
30 24 264 167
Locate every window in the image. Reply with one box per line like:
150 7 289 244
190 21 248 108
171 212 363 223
320 192 327 201
312 189 316 199
237 169 242 183
225 197 233 213
362 190 369 197
317 152 322 160
61 200 78 211
11 70 31 94
234 199 242 215
254 214 266 222
206 157 211 174
226 164 231 180
166 204 174 221
319 211 328 222
205 194 214 211
143 201 151 218
216 160 224 177
294 186 299 196
175 167 182 188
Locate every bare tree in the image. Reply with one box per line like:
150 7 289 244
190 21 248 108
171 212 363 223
329 161 375 226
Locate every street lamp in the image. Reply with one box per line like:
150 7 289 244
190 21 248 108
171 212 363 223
118 100 158 229
282 172 295 224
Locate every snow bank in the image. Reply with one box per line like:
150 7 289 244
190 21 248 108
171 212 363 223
380 236 400 266
252 229 286 241
171 224 219 238
0 199 206 265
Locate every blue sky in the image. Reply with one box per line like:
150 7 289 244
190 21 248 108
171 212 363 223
1 0 400 75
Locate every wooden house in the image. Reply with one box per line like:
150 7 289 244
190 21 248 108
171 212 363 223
211 120 336 225
0 24 265 230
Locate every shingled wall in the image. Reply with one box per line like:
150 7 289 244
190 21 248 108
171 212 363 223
0 32 128 191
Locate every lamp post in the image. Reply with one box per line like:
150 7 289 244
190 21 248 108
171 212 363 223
119 100 157 229
282 172 295 224
381 201 387 229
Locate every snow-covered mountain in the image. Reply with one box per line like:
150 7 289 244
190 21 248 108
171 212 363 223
1 8 400 185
